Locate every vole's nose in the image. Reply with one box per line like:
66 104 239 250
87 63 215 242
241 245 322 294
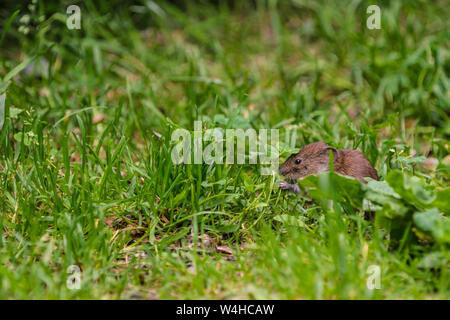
279 166 286 176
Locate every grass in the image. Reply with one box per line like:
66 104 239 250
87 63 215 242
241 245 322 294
0 0 449 299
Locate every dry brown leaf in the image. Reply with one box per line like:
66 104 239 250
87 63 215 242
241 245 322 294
216 245 232 255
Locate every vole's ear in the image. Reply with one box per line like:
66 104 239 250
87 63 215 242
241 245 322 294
322 146 338 160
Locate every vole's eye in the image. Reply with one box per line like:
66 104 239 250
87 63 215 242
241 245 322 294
295 159 302 165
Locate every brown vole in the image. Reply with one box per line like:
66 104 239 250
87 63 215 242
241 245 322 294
279 141 378 193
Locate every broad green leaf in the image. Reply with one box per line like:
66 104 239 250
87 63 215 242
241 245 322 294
298 172 364 208
363 179 407 218
433 188 450 215
386 171 450 213
364 179 400 198
413 208 450 243
386 171 433 207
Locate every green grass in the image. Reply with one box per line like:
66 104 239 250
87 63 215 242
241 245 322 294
0 0 449 299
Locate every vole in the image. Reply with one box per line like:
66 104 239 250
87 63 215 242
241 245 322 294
279 141 379 194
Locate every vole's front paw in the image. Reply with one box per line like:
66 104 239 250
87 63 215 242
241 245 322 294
279 180 300 194
279 181 290 190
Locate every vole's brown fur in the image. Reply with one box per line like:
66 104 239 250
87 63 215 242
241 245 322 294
279 141 378 193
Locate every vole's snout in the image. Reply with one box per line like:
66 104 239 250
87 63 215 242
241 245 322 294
279 166 287 176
